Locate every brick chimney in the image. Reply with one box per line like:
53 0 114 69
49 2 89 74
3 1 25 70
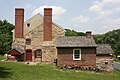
15 8 24 38
43 8 52 41
86 31 92 38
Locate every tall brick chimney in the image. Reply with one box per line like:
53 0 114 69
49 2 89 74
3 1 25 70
43 8 52 41
86 31 92 38
15 8 24 38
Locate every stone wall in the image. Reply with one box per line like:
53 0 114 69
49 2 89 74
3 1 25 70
24 23 64 63
96 56 113 72
42 43 57 64
12 38 25 53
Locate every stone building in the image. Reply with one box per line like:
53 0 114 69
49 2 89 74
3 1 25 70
8 8 64 63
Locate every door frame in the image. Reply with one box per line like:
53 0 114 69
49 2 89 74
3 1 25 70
25 49 32 61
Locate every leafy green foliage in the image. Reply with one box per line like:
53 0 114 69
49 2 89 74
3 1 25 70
0 20 14 54
93 29 120 57
65 29 85 36
0 55 5 60
114 41 120 57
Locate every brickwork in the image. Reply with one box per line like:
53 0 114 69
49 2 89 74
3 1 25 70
86 31 92 38
44 8 52 41
57 47 96 67
15 8 24 38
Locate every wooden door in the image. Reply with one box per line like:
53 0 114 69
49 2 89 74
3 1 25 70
26 49 32 61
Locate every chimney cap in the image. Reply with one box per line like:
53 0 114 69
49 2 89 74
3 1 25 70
15 8 24 10
86 31 92 38
86 31 92 33
44 8 52 10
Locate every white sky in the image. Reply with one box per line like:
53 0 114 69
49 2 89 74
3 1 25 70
0 0 120 34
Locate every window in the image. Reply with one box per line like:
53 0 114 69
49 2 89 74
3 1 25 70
105 62 108 65
35 49 42 58
27 23 30 27
26 38 31 45
73 49 81 60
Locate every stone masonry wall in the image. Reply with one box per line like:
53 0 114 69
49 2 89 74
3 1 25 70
12 38 25 53
25 23 64 63
96 56 113 72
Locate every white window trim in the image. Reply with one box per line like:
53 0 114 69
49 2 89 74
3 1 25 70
73 49 81 60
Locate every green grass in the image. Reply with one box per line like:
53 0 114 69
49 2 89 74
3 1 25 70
0 61 120 80
0 55 5 60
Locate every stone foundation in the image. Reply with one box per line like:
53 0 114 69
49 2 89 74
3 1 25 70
96 58 113 72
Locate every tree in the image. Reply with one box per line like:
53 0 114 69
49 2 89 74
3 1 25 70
93 34 104 43
114 41 120 57
93 29 120 57
65 29 85 36
0 20 14 54
77 32 85 36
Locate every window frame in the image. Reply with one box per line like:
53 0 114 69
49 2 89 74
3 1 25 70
25 38 31 45
73 49 81 60
35 49 42 58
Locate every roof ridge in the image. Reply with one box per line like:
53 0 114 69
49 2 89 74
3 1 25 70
25 13 43 22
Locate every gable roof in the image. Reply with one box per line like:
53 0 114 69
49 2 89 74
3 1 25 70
24 13 64 35
14 47 25 54
97 44 114 55
7 48 24 56
24 14 43 34
57 36 97 47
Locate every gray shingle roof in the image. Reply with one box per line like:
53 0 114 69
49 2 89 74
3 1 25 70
97 44 114 55
14 47 25 54
57 36 97 47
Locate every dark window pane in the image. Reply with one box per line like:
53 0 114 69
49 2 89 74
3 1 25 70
26 39 31 45
74 50 80 59
27 23 30 27
35 49 42 58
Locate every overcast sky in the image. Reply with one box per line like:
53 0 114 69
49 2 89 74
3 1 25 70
0 0 120 34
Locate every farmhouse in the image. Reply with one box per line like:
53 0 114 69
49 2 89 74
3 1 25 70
7 8 114 69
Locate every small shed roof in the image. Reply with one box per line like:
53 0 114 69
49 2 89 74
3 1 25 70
57 36 97 47
7 49 22 56
97 44 114 55
14 47 25 54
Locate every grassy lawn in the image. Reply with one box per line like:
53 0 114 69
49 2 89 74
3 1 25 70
0 62 120 80
0 55 5 60
0 55 120 80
